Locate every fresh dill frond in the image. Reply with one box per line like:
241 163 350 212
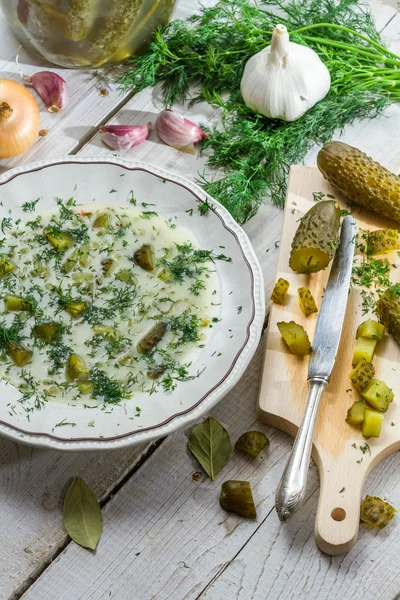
90 366 137 404
22 198 40 213
157 242 229 289
168 309 201 348
118 0 399 223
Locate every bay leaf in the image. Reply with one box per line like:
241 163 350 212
188 417 232 480
63 476 103 550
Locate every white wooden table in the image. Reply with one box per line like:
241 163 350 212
1 2 400 599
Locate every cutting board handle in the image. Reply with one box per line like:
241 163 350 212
314 456 364 555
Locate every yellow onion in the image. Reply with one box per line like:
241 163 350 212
0 78 40 159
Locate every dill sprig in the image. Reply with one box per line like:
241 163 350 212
119 0 399 223
351 255 392 313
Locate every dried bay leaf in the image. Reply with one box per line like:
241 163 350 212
63 477 103 550
188 416 232 480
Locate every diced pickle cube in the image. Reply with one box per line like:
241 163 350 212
361 379 394 412
0 255 15 278
352 337 377 366
298 287 318 317
349 358 375 391
79 243 90 268
345 401 365 426
356 319 385 340
277 321 311 356
360 495 397 529
101 258 115 277
92 325 116 339
158 269 173 283
65 301 88 318
271 278 290 305
6 341 32 367
34 322 58 343
77 380 94 395
137 322 167 354
220 480 257 519
63 249 78 273
134 244 154 272
362 407 384 438
146 365 167 380
66 354 89 381
366 229 399 256
115 269 136 284
4 295 31 312
31 259 48 279
44 227 75 252
72 273 93 284
93 213 110 228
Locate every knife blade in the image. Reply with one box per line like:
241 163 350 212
308 214 357 381
275 214 356 523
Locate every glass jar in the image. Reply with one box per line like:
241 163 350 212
1 0 175 68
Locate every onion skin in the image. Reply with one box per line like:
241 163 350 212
0 79 40 159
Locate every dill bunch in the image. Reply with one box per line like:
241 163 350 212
119 0 400 223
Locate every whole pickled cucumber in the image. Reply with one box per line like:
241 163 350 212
318 142 400 222
86 0 144 66
375 285 400 345
289 200 340 273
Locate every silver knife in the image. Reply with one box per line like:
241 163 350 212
275 215 356 523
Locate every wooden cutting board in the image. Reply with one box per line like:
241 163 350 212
258 165 400 556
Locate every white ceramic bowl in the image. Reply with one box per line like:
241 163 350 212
0 157 264 450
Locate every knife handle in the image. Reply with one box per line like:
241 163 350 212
275 377 327 522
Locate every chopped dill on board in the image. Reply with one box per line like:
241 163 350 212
118 0 400 223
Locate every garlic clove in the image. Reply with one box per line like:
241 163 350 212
156 109 206 154
26 71 69 113
240 24 331 122
100 123 151 150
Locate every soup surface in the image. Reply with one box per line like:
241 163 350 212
0 201 225 410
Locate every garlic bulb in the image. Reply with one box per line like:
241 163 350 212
240 24 331 122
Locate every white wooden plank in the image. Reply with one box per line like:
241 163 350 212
0 440 153 600
200 453 400 600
